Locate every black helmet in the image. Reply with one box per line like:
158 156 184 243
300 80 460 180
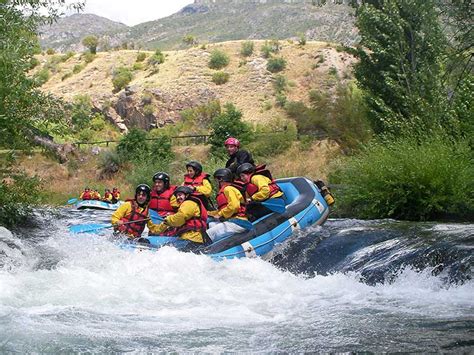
152 172 170 189
135 184 151 204
173 185 194 197
236 163 255 176
186 161 203 175
213 168 233 182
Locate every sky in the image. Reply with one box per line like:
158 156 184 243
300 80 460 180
69 0 193 26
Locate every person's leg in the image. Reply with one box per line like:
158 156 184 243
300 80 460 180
206 221 246 242
247 202 272 221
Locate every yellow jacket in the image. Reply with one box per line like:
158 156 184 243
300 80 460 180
111 201 162 236
155 199 204 243
194 178 212 197
249 175 284 201
209 185 247 221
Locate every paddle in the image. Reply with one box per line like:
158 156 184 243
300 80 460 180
69 218 150 234
149 209 164 223
257 198 286 213
66 198 78 205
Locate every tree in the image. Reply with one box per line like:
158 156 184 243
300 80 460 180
0 0 83 227
82 35 98 54
354 0 448 137
208 103 253 157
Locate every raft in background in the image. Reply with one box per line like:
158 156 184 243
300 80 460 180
75 200 124 210
146 177 330 259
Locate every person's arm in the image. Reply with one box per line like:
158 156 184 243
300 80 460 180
195 178 212 197
249 175 271 201
111 202 132 225
170 194 179 209
218 187 242 219
163 200 196 227
236 150 254 166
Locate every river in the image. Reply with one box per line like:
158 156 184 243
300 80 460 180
0 208 472 352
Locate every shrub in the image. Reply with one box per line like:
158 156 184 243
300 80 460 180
261 40 281 58
61 72 73 81
149 135 174 162
77 127 94 142
82 52 96 63
136 52 147 62
98 150 122 179
275 93 287 108
329 136 474 220
116 128 148 162
112 66 133 92
182 34 197 46
29 57 40 69
208 49 229 69
89 113 106 131
71 94 92 130
0 171 41 228
273 74 288 93
33 68 50 86
240 41 254 57
73 64 85 74
143 104 154 116
298 33 307 46
132 62 144 71
267 57 286 73
148 49 165 66
208 103 253 157
46 48 55 55
211 71 229 85
60 51 75 62
249 120 297 158
82 35 98 54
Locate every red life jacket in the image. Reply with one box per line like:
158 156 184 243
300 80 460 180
149 185 177 216
183 172 210 188
104 192 112 200
174 194 208 236
112 190 120 199
118 200 149 237
245 165 281 199
82 191 91 200
216 183 247 218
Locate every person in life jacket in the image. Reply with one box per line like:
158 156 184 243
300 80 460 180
79 187 92 200
149 172 179 217
206 168 252 243
103 188 113 203
111 187 121 203
182 160 215 210
224 137 255 178
111 184 162 239
237 163 285 221
153 186 211 249
91 189 101 200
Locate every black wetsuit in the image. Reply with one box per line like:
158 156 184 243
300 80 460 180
225 149 255 177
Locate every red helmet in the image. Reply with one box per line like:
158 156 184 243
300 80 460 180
224 137 240 147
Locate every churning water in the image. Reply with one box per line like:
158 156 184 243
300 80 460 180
0 208 472 352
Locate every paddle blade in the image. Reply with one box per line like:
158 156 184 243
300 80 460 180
261 199 286 213
69 223 112 234
149 209 164 223
66 198 78 205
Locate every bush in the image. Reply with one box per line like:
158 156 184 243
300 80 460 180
249 120 297 158
0 171 41 227
143 104 154 116
211 71 229 85
136 52 147 62
298 33 307 46
29 57 40 69
61 72 72 81
240 41 254 57
267 57 286 73
71 94 92 130
33 68 50 86
208 103 253 157
98 150 122 179
132 62 144 71
329 136 474 221
73 64 85 74
82 35 98 54
147 49 165 66
89 113 106 131
60 51 75 62
46 48 55 55
261 40 281 58
82 52 96 63
112 66 133 92
149 135 174 162
208 49 229 69
273 74 288 93
116 128 148 162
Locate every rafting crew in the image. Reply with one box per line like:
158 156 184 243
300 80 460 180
236 163 284 221
111 184 162 239
206 168 252 243
153 186 211 251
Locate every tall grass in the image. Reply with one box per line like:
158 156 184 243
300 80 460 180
329 136 474 220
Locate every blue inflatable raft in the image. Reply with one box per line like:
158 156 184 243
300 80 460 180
76 200 124 210
144 177 330 259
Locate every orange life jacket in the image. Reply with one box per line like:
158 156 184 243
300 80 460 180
216 182 247 218
174 194 208 236
118 200 149 237
183 172 210 188
244 164 281 199
149 185 177 216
